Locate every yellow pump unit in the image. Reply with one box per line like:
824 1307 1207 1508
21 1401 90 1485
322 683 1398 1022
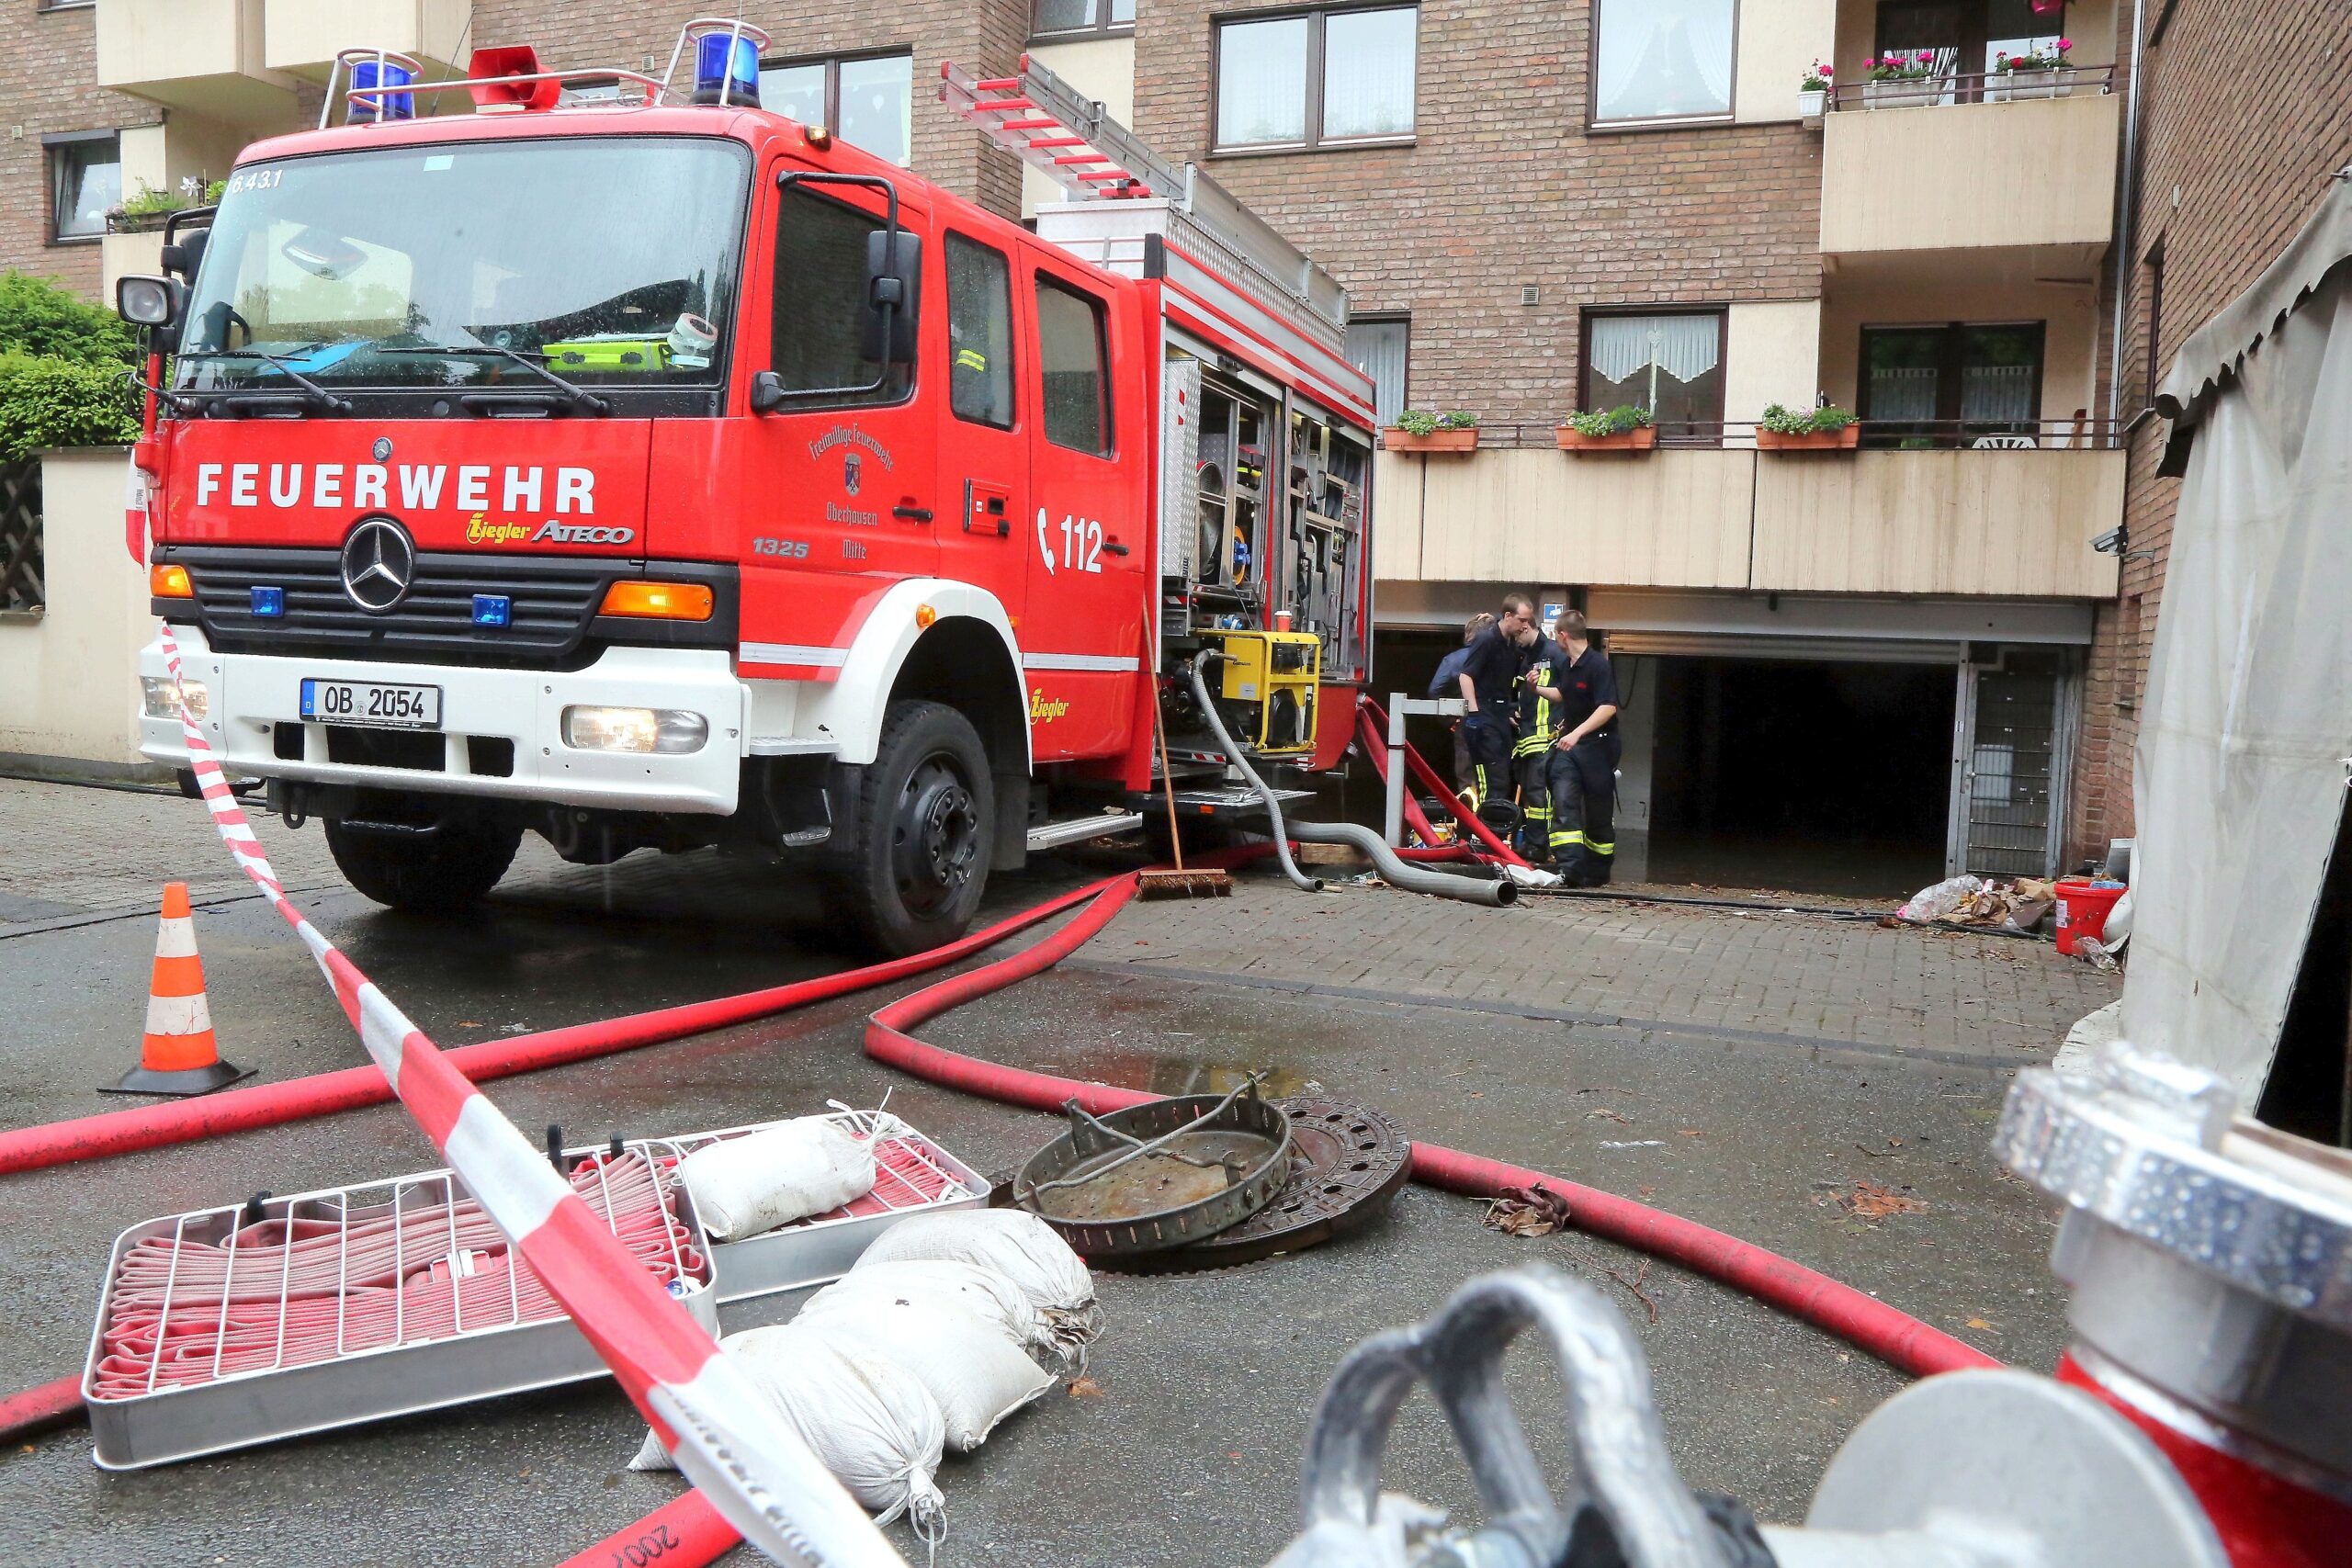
1212 629 1321 756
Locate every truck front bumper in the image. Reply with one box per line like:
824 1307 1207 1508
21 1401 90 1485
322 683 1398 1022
141 628 748 815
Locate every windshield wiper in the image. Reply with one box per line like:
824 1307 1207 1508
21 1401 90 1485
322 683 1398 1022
379 344 612 415
177 346 353 414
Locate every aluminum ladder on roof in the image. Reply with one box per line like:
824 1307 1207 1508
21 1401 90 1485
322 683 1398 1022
938 53 1353 349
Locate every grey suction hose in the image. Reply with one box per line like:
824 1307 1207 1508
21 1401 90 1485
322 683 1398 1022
1290 817 1515 907
1188 649 1322 892
1186 652 1510 906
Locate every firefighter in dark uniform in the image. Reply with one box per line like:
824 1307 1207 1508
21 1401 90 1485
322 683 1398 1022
1543 611 1623 886
1510 626 1569 860
1454 592 1539 806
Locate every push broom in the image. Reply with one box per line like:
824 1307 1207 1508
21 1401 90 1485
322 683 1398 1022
1137 651 1232 900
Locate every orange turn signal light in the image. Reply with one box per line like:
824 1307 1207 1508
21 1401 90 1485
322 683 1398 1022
598 581 713 621
151 563 192 598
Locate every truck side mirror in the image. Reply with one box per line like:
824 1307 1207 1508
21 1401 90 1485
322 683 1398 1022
116 275 187 353
160 226 209 284
749 369 788 415
862 230 921 367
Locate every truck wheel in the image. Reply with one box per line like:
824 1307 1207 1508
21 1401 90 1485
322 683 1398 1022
828 700 993 956
323 818 523 913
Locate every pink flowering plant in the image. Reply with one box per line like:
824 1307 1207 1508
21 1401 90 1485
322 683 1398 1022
1865 50 1937 82
1996 37 2073 72
1802 59 1833 91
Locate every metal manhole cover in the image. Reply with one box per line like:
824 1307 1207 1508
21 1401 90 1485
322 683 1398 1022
1111 1098 1411 1273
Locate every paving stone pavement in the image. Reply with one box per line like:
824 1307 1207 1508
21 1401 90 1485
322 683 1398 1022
1 776 2119 1066
1081 876 2119 1067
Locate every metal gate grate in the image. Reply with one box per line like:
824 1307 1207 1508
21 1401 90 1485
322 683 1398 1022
1964 660 2060 876
0 460 41 613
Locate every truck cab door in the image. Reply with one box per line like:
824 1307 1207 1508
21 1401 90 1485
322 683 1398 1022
736 168 937 673
1019 258 1148 762
933 228 1027 630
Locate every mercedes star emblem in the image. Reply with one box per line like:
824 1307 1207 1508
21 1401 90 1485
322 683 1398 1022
339 518 416 614
371 436 393 462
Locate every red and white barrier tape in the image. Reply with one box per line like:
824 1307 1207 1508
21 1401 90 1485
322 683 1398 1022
154 624 905 1568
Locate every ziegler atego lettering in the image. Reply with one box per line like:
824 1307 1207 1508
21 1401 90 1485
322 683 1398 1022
192 463 598 515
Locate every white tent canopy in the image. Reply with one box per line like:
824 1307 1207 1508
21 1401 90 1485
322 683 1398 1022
2121 175 2352 1106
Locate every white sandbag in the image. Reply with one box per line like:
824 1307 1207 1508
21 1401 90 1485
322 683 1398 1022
630 1321 947 1532
808 1293 1053 1451
800 1258 1076 1374
858 1209 1095 1314
677 1117 876 1241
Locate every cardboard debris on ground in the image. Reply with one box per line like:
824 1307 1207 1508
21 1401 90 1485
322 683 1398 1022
1886 874 2055 933
1483 1184 1572 1238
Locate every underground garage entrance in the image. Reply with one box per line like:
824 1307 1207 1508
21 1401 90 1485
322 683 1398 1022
1637 657 1955 898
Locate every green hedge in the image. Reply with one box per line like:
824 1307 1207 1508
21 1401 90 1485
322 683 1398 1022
0 354 139 462
0 271 140 367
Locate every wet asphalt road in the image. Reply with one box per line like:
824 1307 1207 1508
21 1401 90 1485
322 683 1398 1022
0 837 2064 1567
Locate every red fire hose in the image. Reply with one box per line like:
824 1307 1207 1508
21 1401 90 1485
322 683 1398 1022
560 856 1997 1568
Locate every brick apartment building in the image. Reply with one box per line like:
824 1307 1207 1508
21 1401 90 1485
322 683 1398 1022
5 0 2342 894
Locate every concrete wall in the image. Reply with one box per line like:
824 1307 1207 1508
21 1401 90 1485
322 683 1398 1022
1733 0 1836 124
1724 299 1823 437
264 0 471 74
0 448 152 772
1820 93 2120 257
1022 33 1135 219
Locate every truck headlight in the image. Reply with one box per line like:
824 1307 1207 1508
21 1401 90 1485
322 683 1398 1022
561 705 708 755
142 676 209 721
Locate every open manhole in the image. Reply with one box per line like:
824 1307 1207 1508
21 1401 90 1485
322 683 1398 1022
1113 1097 1411 1273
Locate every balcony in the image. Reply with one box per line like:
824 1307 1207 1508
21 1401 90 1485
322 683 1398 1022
1819 77 2120 271
96 0 299 126
264 0 471 78
1374 425 2121 600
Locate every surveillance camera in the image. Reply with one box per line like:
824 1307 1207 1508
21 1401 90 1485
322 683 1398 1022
2091 525 2126 556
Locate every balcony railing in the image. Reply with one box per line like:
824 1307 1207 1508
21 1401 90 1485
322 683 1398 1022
1372 433 2124 600
1827 65 2115 110
1386 417 2120 452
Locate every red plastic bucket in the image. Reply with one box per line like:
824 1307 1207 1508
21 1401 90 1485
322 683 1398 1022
2054 877 2125 955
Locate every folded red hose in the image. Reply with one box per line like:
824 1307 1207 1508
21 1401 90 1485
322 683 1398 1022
0 876 1125 1178
1356 700 1530 867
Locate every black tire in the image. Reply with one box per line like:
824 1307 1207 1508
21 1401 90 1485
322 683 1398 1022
323 817 522 913
825 700 993 956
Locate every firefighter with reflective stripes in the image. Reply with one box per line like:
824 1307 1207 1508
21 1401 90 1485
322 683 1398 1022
1543 610 1623 886
1454 592 1538 806
1510 628 1569 860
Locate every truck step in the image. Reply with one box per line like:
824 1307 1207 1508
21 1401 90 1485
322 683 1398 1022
1026 810 1146 852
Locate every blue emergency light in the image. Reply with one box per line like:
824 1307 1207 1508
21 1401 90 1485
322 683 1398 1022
250 586 285 617
351 59 416 122
471 594 512 628
693 31 761 107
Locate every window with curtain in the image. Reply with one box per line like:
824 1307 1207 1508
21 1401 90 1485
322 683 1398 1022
1859 321 2044 446
1216 6 1418 151
1345 316 1408 426
758 54 911 165
1581 311 1725 434
1592 0 1736 125
48 132 119 242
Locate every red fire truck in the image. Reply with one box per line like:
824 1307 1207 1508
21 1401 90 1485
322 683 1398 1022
119 23 1376 953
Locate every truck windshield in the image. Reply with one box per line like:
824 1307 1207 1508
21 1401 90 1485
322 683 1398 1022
177 137 750 397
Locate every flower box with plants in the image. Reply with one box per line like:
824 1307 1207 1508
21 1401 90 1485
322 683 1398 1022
1755 403 1860 451
1799 60 1831 118
1555 405 1657 452
105 177 228 236
1385 410 1479 453
1988 39 2075 99
1862 51 1941 108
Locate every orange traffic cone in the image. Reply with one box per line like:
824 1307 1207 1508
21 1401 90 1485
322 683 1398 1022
103 883 253 1097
